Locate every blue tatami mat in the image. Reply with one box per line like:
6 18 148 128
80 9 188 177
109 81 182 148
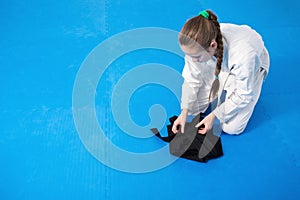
1 0 299 199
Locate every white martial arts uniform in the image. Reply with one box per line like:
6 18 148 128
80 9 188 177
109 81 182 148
181 23 270 135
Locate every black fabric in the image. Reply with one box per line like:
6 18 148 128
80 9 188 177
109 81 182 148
151 113 223 163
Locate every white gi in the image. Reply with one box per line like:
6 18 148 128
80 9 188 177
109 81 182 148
181 23 270 135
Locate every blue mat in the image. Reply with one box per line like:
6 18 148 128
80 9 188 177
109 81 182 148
1 0 300 199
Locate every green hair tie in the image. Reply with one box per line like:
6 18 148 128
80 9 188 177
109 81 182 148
199 10 209 19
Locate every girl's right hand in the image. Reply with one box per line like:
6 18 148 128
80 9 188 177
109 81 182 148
172 109 188 134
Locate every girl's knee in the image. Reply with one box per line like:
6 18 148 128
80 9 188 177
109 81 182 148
222 124 246 135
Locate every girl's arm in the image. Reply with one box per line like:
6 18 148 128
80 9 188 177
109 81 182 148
172 79 199 134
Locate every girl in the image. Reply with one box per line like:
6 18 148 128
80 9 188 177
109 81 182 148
172 10 270 135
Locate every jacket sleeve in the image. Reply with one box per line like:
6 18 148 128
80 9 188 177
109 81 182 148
180 57 202 111
213 51 257 123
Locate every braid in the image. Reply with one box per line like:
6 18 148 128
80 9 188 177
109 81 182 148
207 10 224 101
207 10 224 77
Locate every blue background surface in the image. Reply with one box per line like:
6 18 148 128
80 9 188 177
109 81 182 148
1 0 300 199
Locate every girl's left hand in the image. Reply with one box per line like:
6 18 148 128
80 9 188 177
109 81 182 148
195 112 216 134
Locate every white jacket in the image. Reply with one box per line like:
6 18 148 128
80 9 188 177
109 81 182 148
181 23 270 122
